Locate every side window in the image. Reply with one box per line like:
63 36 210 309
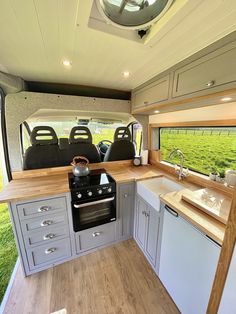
160 127 236 175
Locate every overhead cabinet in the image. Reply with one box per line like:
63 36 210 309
172 41 236 97
131 39 236 113
132 74 170 110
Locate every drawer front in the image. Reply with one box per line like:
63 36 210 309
23 223 69 248
76 222 116 253
20 211 68 233
17 196 67 220
27 238 72 270
172 41 236 97
132 75 169 109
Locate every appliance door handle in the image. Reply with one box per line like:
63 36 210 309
73 197 115 208
165 205 178 217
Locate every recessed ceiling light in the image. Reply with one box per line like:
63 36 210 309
221 97 232 102
62 60 72 67
123 71 130 78
154 110 160 114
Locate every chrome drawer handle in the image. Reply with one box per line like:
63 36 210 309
92 232 101 237
41 220 53 227
38 206 51 212
124 193 128 198
45 247 56 254
206 80 215 87
43 233 56 240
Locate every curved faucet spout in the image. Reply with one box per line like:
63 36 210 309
168 149 186 180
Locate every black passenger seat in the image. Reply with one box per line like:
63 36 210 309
103 127 135 162
23 126 61 170
64 126 101 164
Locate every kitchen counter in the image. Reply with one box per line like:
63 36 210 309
0 164 164 203
0 163 229 245
160 189 226 245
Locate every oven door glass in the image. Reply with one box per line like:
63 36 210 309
72 194 116 231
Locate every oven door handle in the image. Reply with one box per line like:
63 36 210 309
73 197 115 208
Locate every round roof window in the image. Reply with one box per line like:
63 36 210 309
97 0 174 29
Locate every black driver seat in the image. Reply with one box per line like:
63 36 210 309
103 127 135 162
23 126 61 170
65 126 101 164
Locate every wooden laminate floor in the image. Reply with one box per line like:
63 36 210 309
3 240 179 314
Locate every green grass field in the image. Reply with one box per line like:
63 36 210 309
0 175 17 303
160 130 236 175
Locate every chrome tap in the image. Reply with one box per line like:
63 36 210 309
169 149 188 180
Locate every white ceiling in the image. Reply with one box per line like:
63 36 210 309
0 0 236 91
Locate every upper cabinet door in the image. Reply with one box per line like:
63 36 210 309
132 74 170 110
172 41 236 98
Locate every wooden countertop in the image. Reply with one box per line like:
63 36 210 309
0 165 164 203
0 163 228 244
160 190 226 245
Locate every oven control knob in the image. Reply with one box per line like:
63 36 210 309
108 187 112 193
77 193 82 199
88 191 93 197
98 189 102 195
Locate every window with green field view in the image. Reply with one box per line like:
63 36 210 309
160 127 236 176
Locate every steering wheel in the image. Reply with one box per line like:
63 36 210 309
97 140 112 156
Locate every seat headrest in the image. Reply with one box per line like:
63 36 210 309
69 126 92 144
30 126 58 146
114 127 131 141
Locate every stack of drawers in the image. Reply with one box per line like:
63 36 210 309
16 196 72 272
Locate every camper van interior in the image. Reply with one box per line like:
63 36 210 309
0 1 236 313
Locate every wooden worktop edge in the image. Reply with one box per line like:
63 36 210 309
12 160 134 180
160 194 225 245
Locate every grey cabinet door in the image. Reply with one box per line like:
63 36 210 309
145 205 160 268
135 196 148 250
118 183 134 239
172 41 236 97
132 74 169 110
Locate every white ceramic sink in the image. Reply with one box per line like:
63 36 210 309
137 177 184 211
